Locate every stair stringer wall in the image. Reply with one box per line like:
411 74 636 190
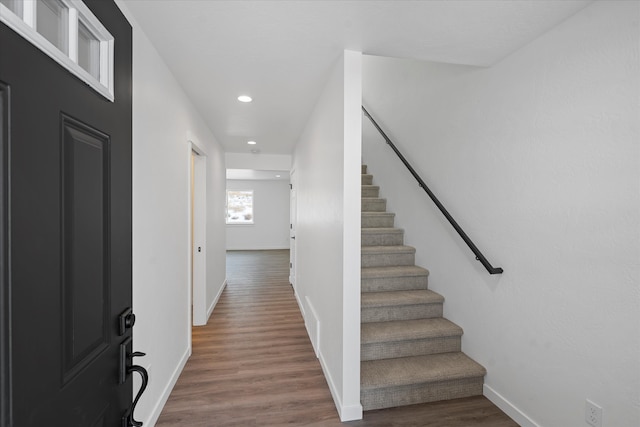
292 50 363 422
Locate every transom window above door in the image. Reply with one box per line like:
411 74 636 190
0 0 114 100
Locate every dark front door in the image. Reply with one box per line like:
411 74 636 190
0 1 133 426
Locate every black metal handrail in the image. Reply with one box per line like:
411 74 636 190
362 106 503 275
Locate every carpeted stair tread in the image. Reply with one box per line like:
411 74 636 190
361 290 443 308
361 227 404 235
362 185 380 198
362 165 367 174
361 228 405 246
361 212 395 228
361 212 395 218
361 265 429 279
361 290 445 322
362 174 373 185
362 198 387 212
361 246 416 267
362 318 462 344
361 352 486 391
361 245 415 255
361 266 430 293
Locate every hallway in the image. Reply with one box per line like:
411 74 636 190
156 250 340 426
156 250 517 426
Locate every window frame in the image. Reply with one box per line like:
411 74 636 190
0 0 115 101
225 189 255 225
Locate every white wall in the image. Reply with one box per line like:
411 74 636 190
226 179 290 250
225 152 291 170
362 2 639 427
116 3 227 425
293 50 362 421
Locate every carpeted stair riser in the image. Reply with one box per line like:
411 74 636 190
362 213 395 228
361 376 484 411
362 174 373 185
362 198 387 212
361 228 405 246
361 266 430 292
362 303 442 323
361 289 443 322
361 318 462 361
362 302 443 323
362 336 461 361
361 276 428 292
362 185 380 198
361 247 415 268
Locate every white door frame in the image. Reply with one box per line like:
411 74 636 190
289 169 297 291
188 141 207 327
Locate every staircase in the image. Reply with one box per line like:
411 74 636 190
360 165 486 411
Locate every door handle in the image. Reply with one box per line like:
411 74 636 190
119 341 149 427
125 352 149 427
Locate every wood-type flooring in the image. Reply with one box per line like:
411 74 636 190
156 249 519 426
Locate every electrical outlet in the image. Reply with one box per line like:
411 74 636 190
585 400 602 427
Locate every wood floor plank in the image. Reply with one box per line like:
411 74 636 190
156 250 519 426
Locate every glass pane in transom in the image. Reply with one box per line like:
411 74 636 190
78 21 100 80
0 0 24 17
36 0 69 55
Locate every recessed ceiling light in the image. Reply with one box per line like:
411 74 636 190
237 95 252 103
275 175 281 178
247 140 257 145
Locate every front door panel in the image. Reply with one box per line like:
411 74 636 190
61 114 111 385
0 1 132 426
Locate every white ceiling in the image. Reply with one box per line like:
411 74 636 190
123 0 592 155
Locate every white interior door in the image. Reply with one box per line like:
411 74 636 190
191 147 207 326
289 171 297 289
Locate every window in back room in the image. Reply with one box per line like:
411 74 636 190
226 189 254 224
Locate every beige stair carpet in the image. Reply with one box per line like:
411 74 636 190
360 165 486 411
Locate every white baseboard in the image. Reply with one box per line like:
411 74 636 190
207 279 227 321
295 290 305 318
145 346 191 427
340 403 363 422
305 296 362 422
484 384 540 427
317 348 363 422
317 349 342 420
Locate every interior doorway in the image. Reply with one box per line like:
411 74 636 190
190 143 207 326
289 169 297 290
